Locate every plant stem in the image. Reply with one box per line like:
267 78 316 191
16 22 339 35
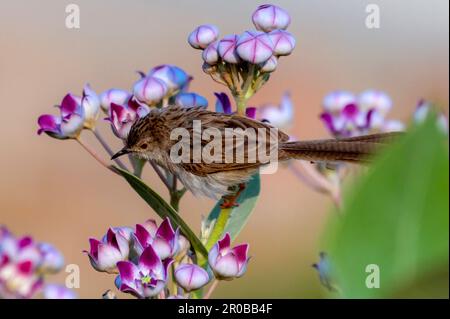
204 208 232 251
148 160 172 189
204 279 219 299
91 129 128 170
75 137 119 176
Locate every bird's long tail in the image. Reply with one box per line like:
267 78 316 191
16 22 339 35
278 132 401 163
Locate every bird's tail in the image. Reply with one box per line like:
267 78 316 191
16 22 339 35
278 132 401 163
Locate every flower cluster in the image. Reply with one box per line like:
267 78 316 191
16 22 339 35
85 218 249 298
0 226 75 299
38 65 207 141
189 4 295 114
320 90 404 138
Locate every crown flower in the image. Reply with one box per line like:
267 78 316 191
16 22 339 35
218 34 241 64
236 30 274 64
175 92 208 108
148 64 190 93
208 233 250 280
188 24 220 49
202 40 220 65
252 4 291 32
174 263 210 292
116 245 173 298
268 30 296 56
133 76 168 106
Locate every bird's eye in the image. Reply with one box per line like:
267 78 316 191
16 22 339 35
140 143 148 150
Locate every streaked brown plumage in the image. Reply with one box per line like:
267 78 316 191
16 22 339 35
113 105 398 198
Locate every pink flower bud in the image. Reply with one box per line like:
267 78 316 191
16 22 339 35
148 65 190 93
99 89 130 113
202 41 219 65
268 30 296 56
358 90 392 115
236 31 274 64
81 84 101 129
252 4 291 32
260 55 278 73
174 264 210 292
133 76 168 106
322 91 356 113
208 233 250 280
188 24 220 49
218 35 241 64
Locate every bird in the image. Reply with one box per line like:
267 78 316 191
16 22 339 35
111 105 399 200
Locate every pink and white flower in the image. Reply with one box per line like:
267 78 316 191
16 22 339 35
133 218 180 260
208 233 250 280
258 92 293 128
116 245 173 298
84 228 130 273
148 65 190 93
202 41 220 65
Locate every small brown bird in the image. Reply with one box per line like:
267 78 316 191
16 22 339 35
112 105 398 199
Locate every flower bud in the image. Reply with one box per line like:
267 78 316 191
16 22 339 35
268 30 296 56
106 103 138 139
81 84 101 129
174 263 210 292
37 243 64 274
202 41 219 65
133 76 168 106
149 65 190 93
252 4 291 32
84 228 130 273
260 55 278 73
218 35 241 64
208 233 249 280
322 91 356 113
175 92 208 108
259 92 293 128
236 30 274 64
99 89 130 113
188 24 220 49
358 90 392 115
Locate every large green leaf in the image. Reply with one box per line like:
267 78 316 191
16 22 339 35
324 118 449 298
206 173 261 246
115 167 208 259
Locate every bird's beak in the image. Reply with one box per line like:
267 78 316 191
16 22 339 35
111 148 131 160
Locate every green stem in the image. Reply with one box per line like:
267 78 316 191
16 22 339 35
234 94 248 116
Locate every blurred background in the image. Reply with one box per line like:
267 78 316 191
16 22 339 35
0 0 448 298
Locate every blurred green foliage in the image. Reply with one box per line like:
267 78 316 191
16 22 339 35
324 117 449 298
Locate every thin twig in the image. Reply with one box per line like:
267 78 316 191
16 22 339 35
92 129 128 170
149 160 172 189
75 137 119 176
204 279 219 299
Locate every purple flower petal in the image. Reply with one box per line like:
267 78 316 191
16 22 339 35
245 107 257 119
217 233 231 251
231 243 249 269
37 114 61 135
214 252 239 278
342 103 359 119
268 30 296 56
138 245 163 276
174 263 210 291
188 24 220 49
214 92 232 114
117 261 140 288
252 4 291 32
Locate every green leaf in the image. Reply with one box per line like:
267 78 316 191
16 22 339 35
115 167 208 259
324 118 449 298
206 173 261 246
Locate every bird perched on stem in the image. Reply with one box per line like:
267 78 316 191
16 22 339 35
112 106 399 199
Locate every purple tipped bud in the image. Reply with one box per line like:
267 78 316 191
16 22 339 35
218 35 241 64
99 89 130 113
268 30 296 56
260 55 278 73
133 76 168 106
174 264 210 292
252 4 291 32
236 30 274 64
81 84 101 129
202 41 219 65
188 24 220 49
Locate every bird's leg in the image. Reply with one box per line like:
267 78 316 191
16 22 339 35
220 183 246 209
